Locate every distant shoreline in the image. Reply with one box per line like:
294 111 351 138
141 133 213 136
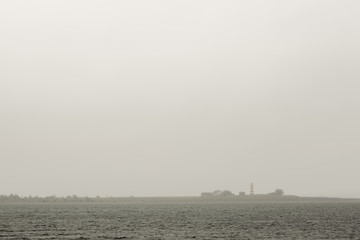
1 195 360 203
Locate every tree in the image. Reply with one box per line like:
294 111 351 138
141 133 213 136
274 189 284 196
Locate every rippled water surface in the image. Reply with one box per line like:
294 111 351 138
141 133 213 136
1 202 360 239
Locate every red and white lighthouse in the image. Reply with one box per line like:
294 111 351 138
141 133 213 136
250 182 254 196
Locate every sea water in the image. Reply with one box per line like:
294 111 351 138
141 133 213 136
1 202 359 239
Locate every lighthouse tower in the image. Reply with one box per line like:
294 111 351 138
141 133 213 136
250 183 254 196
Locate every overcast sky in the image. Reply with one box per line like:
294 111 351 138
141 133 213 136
1 0 359 198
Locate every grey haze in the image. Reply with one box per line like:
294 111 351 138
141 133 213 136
0 0 359 198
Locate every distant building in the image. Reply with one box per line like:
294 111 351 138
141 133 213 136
239 192 246 196
201 190 235 197
220 190 234 197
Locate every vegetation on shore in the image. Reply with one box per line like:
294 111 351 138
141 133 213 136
1 193 358 203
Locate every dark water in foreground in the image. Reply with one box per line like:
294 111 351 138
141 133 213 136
1 202 360 239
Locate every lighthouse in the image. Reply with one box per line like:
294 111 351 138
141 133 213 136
250 182 254 196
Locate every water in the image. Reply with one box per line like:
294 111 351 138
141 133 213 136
1 202 360 239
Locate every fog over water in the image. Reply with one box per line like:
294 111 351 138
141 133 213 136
1 0 359 198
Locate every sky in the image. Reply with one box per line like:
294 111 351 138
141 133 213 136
0 0 359 198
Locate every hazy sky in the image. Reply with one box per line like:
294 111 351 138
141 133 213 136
1 0 359 198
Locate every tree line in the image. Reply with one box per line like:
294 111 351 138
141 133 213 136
0 194 112 203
